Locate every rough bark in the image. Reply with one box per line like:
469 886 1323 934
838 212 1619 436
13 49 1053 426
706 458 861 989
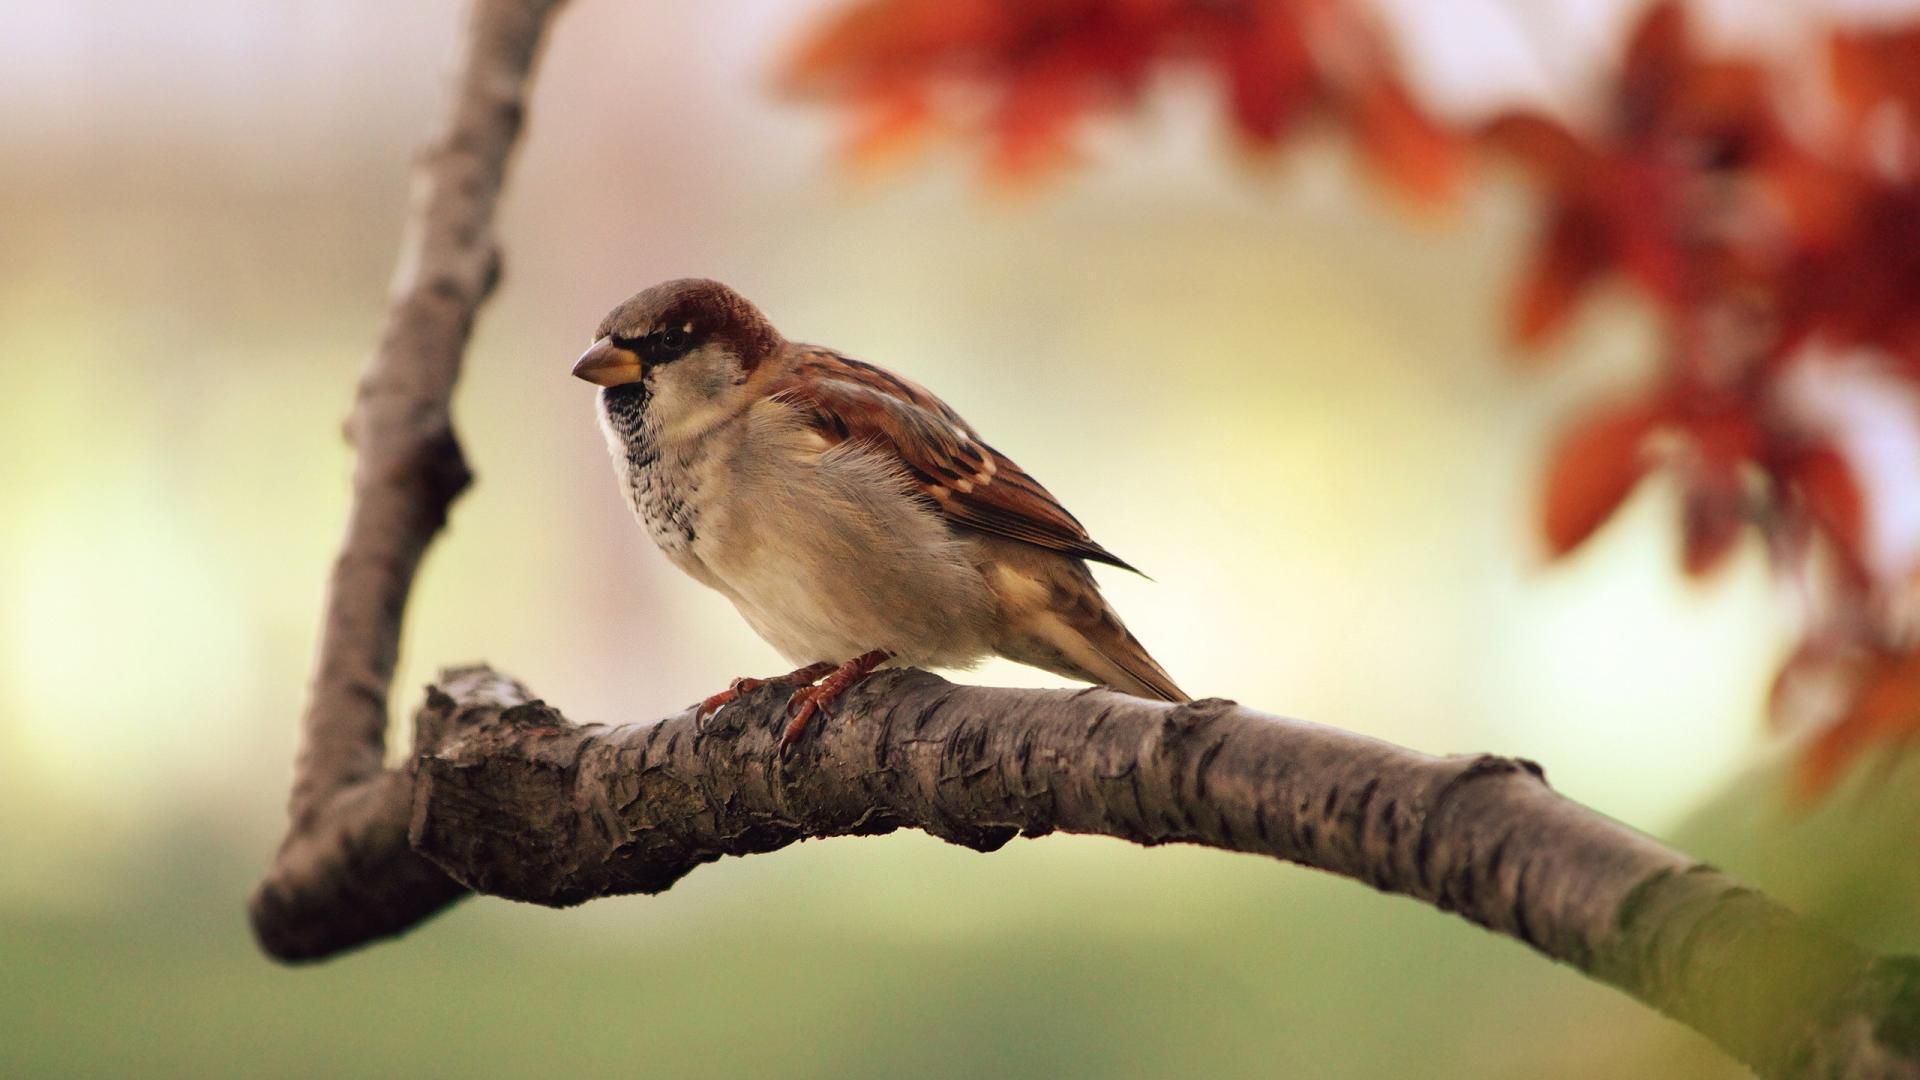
394 665 1915 1080
250 0 1920 1076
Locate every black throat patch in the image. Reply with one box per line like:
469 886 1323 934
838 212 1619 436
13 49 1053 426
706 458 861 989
600 383 648 438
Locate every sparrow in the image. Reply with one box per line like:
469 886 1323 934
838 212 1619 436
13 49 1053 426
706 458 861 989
573 278 1186 752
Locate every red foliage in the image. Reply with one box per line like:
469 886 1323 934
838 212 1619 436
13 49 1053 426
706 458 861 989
1541 400 1664 557
1484 5 1811 348
789 0 1920 792
1484 6 1920 787
785 0 1459 197
1789 445 1866 572
1830 25 1920 166
1799 648 1920 797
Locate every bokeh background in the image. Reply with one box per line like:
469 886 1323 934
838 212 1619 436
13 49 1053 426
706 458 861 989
4 0 1918 1076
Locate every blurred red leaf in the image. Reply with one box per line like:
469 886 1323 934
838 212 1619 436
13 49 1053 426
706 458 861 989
1788 444 1868 578
1616 1 1689 130
1675 410 1760 576
1680 460 1746 577
844 84 937 171
785 0 1005 91
1795 179 1920 371
1345 73 1461 205
1479 112 1587 179
1769 638 1841 731
1489 2 1791 349
1830 26 1920 168
988 63 1091 181
1220 3 1317 144
1541 400 1665 556
1511 205 1611 348
1798 650 1920 796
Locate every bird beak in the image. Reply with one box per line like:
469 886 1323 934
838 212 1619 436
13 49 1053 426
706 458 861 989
572 337 644 387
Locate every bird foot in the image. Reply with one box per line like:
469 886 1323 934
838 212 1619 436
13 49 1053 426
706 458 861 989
779 649 891 757
698 662 837 721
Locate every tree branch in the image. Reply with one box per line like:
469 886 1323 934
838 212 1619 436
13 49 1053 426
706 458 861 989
250 0 566 959
250 0 1920 1076
281 664 1920 1078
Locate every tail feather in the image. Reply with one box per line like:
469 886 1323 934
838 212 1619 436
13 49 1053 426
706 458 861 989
1083 624 1188 702
982 548 1189 702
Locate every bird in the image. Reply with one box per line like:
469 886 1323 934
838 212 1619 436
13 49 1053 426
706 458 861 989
573 278 1186 752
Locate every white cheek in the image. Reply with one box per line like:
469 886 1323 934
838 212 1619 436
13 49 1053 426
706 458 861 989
646 369 700 427
650 345 744 438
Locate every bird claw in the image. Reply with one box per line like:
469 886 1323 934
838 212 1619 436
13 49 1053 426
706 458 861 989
698 662 838 724
774 649 891 758
692 653 888 758
778 690 826 759
697 676 764 721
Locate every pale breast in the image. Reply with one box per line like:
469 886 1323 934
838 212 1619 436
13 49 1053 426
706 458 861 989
600 390 1001 668
689 404 1000 668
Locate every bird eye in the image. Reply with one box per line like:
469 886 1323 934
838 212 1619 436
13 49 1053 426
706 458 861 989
658 327 688 351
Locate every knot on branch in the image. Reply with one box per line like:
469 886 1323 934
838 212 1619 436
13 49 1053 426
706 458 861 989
920 820 1021 852
1159 696 1240 735
1452 753 1548 786
390 423 474 518
414 665 532 751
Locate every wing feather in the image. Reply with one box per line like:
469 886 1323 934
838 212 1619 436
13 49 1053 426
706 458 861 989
769 349 1140 573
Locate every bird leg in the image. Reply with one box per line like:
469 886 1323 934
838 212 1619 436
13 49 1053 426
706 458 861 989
780 649 891 755
698 661 837 720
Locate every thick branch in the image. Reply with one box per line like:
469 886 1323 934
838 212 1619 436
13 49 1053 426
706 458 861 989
267 662 1920 1079
251 0 566 958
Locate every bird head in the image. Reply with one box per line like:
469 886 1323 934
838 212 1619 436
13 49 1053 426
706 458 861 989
574 278 784 435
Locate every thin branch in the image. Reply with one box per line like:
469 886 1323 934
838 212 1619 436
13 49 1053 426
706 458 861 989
251 0 567 957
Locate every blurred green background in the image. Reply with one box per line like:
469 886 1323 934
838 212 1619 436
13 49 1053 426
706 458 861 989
3 1 1916 1076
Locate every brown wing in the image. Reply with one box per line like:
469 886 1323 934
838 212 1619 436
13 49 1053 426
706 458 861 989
769 349 1140 573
